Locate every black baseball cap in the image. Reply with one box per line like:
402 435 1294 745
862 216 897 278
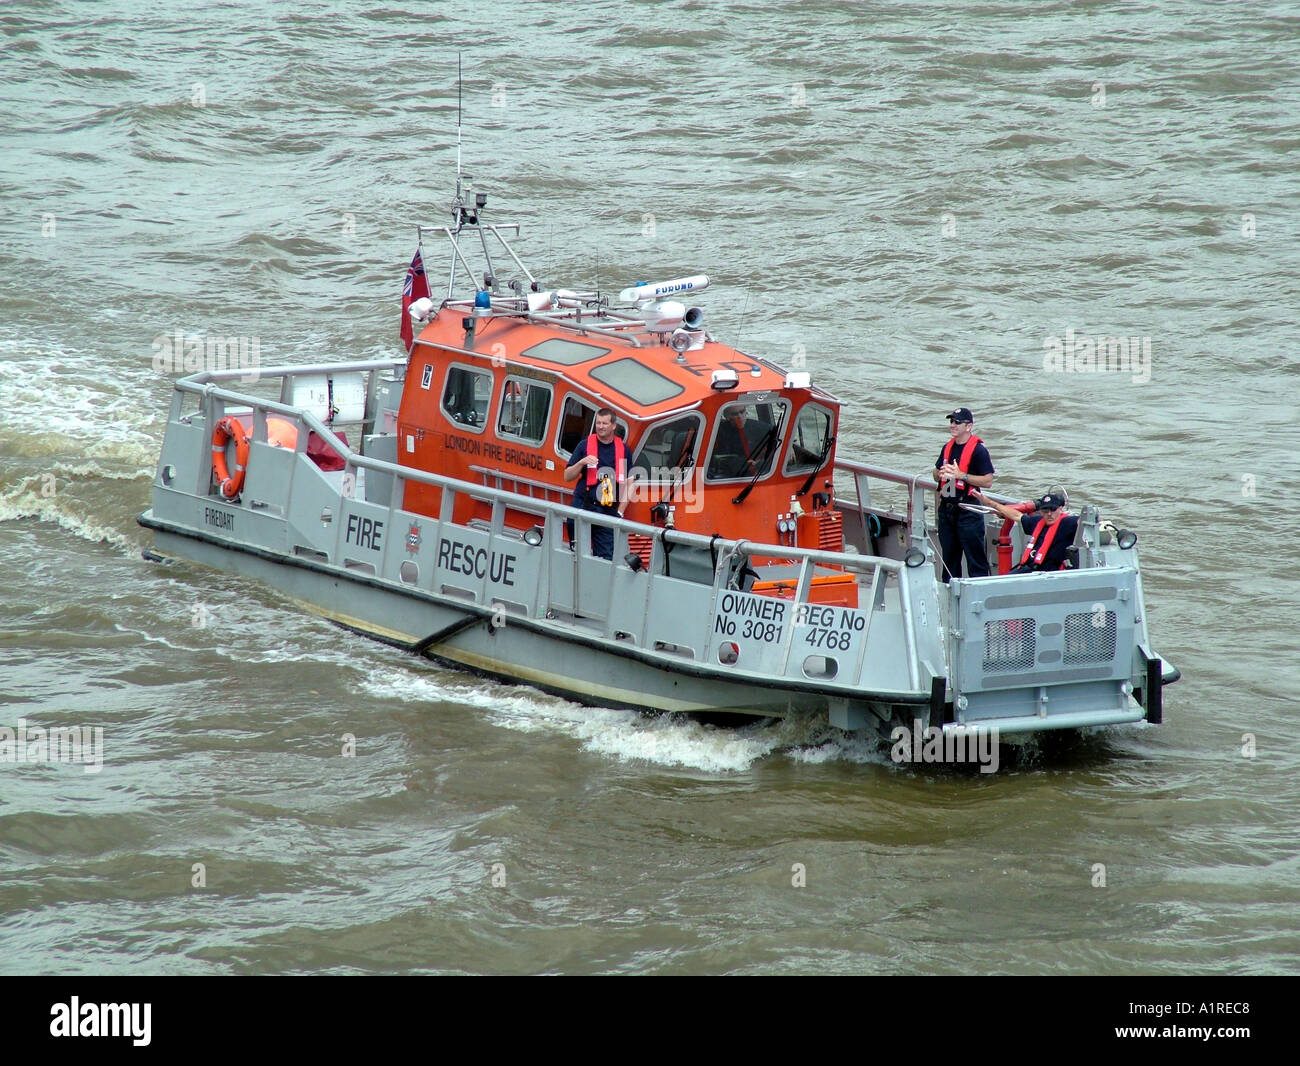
1035 491 1066 511
946 407 974 424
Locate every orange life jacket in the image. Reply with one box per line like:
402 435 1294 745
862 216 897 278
939 435 982 496
584 433 627 507
1019 512 1070 569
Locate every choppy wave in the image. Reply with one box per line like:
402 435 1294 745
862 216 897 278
2 0 1297 977
356 664 900 772
358 666 781 771
0 476 141 554
0 345 163 466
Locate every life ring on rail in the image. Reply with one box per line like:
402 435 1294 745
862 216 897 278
212 416 250 499
212 416 299 499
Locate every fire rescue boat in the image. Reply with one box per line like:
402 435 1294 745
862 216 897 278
138 179 1179 744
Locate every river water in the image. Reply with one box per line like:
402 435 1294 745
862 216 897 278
2 0 1298 975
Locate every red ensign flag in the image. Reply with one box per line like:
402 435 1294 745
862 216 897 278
400 249 429 353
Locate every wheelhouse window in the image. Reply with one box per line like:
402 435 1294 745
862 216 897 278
554 395 627 457
441 364 493 432
497 376 553 445
705 399 789 481
782 402 835 476
629 413 704 482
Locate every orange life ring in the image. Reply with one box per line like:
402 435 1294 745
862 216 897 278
212 416 250 499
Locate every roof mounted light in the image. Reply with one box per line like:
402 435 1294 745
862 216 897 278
710 369 739 391
784 371 811 389
1116 529 1138 550
670 329 694 352
408 296 434 322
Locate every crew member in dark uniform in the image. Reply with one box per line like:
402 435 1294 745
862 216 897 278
709 404 768 478
564 408 627 560
935 406 995 582
977 489 1079 573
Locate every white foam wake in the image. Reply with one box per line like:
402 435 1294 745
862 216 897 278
359 666 785 772
0 478 140 554
358 664 892 772
0 340 163 469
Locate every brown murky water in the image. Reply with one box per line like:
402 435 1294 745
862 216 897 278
2 0 1298 974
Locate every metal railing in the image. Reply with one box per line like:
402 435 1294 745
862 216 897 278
832 455 1049 559
178 364 910 571
172 363 919 689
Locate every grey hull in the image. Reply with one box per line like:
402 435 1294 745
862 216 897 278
142 516 928 723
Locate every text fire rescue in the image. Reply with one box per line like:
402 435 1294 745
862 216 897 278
346 514 384 549
438 536 517 586
345 515 518 586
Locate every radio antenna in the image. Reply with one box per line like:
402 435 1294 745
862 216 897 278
455 52 463 201
733 289 752 355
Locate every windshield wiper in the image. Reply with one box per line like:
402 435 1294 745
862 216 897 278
795 434 836 497
665 428 698 506
731 426 781 505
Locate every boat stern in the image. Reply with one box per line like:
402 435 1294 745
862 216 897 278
945 561 1173 736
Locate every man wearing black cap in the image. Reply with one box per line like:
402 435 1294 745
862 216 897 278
976 489 1079 573
934 407 995 582
709 404 768 478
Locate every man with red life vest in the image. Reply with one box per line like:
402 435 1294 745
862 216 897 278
710 404 768 478
934 406 996 582
976 489 1079 573
564 408 628 560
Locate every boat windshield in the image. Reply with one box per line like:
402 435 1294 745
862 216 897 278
782 402 835 475
630 413 703 482
705 400 788 481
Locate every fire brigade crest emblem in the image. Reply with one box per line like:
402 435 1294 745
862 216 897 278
406 522 422 554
